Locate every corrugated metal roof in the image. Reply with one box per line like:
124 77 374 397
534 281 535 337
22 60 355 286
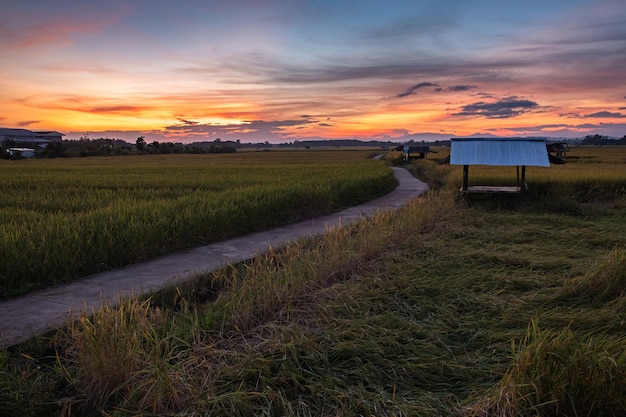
450 138 550 167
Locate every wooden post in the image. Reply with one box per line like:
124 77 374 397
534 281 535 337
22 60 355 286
462 165 469 191
521 165 527 190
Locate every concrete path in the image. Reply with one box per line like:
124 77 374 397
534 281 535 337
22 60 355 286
0 167 428 348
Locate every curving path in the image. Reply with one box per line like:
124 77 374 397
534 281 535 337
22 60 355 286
0 167 428 348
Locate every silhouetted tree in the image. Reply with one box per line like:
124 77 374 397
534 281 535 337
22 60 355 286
136 136 146 151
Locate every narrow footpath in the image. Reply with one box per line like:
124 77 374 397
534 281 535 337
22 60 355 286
0 167 428 348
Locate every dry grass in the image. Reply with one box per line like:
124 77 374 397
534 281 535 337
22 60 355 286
468 321 626 417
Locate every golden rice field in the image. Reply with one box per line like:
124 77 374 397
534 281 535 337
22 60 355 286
0 151 396 298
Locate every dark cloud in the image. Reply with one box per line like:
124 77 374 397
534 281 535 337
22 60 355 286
177 118 199 125
447 85 477 92
163 118 318 141
397 82 439 98
585 111 626 118
504 124 570 132
560 112 583 119
318 123 332 127
16 120 40 127
454 98 539 118
86 105 145 114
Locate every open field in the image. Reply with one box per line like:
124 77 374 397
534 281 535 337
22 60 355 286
1 147 625 416
0 151 396 298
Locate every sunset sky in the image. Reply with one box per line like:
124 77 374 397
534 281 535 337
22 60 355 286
2 0 626 143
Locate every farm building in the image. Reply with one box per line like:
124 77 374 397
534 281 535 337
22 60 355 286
0 128 64 146
7 148 37 158
402 145 431 161
450 137 551 193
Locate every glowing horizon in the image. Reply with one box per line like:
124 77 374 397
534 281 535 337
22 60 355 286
1 0 625 143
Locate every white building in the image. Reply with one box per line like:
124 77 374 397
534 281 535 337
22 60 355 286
7 148 37 158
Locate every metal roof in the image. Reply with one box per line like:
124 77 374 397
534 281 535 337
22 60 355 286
450 138 550 167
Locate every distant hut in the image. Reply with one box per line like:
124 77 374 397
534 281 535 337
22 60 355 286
402 145 431 161
450 138 551 193
546 141 570 160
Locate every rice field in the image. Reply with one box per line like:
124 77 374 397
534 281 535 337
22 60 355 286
427 146 626 201
1 147 626 416
0 151 396 298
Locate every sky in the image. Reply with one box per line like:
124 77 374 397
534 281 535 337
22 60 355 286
1 0 626 143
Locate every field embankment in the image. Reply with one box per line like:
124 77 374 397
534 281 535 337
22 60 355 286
1 147 626 416
0 151 396 298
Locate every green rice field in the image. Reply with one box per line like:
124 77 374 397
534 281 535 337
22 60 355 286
0 151 396 298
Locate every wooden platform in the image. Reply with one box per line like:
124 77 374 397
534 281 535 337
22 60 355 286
461 186 522 194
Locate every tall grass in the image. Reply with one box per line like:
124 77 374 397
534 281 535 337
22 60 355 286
55 298 204 414
49 188 456 416
0 151 396 297
469 321 626 417
561 245 626 304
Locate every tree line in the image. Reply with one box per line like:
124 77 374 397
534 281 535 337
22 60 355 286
581 134 626 146
1 137 237 159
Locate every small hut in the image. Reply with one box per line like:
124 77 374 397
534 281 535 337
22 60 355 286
402 146 431 161
450 138 550 193
546 142 570 158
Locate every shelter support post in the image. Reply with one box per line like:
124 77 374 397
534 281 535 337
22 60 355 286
462 165 469 191
521 165 527 190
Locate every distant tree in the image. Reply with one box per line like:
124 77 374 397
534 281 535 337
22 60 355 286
136 136 146 151
145 141 160 153
40 141 66 158
582 134 611 146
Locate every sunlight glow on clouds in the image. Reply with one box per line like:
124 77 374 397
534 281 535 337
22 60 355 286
1 0 625 142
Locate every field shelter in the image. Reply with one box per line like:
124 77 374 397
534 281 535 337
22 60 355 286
402 145 431 161
450 137 551 193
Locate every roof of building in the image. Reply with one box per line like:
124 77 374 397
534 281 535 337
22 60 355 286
0 128 36 138
1 128 64 143
450 137 550 167
34 131 65 137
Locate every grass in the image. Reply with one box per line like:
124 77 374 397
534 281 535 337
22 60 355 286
469 320 626 417
1 147 625 416
0 151 396 298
